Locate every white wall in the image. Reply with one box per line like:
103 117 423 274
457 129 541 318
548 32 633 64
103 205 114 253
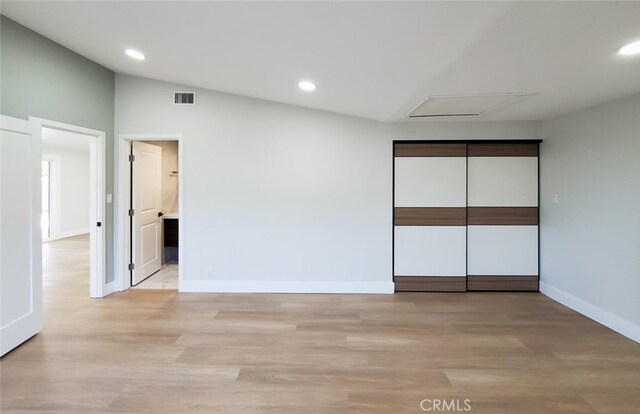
115 74 541 293
541 92 640 342
42 146 90 239
391 120 541 140
116 75 394 293
142 140 179 214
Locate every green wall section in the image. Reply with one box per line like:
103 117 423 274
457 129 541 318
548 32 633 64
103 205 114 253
1 15 116 283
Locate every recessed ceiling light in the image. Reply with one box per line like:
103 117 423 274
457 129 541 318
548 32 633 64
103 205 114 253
125 48 146 60
618 40 640 56
298 81 316 92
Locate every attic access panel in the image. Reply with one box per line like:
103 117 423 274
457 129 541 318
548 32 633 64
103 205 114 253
406 94 532 118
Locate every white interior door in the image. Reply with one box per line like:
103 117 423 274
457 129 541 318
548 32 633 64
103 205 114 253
131 141 162 285
1 116 42 356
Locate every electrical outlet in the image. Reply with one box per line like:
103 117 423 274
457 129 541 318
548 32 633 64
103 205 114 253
206 267 214 277
551 193 559 204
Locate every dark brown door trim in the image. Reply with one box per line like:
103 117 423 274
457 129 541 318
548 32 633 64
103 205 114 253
394 143 467 157
395 276 467 292
468 143 539 157
394 207 467 226
467 276 538 291
467 207 538 225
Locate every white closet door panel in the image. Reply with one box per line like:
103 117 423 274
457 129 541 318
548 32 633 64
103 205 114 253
394 157 466 207
468 157 538 206
467 226 538 275
394 226 466 276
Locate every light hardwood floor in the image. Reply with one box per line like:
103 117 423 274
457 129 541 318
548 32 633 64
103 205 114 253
1 234 639 413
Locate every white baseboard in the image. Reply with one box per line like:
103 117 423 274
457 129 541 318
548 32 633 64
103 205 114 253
180 280 395 294
540 281 640 343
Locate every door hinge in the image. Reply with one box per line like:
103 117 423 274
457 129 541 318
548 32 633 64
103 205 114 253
128 209 135 216
128 263 135 271
129 154 135 162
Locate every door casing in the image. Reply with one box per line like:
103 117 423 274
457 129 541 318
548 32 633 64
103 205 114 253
30 117 107 298
115 134 183 292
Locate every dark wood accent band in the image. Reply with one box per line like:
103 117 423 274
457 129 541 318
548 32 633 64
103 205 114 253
468 143 538 157
395 276 467 292
394 207 467 226
467 207 538 225
394 143 467 157
394 139 542 144
467 276 538 291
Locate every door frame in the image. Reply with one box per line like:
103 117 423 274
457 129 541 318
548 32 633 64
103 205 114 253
40 153 61 242
115 133 183 292
29 117 107 298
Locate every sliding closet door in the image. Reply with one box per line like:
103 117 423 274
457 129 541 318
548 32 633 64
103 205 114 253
393 143 467 291
466 143 539 291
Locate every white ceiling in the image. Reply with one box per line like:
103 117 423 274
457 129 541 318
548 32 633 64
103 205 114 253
42 127 90 152
3 1 640 122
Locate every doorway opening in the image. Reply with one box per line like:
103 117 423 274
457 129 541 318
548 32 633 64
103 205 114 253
41 159 53 240
30 117 107 298
116 134 183 292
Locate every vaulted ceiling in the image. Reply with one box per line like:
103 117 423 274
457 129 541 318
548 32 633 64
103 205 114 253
3 1 640 121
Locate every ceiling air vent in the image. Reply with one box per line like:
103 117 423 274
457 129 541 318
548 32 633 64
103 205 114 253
174 92 195 105
405 93 533 119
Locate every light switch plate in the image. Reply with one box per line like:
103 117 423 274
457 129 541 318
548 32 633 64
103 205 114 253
106 194 113 204
551 193 559 204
